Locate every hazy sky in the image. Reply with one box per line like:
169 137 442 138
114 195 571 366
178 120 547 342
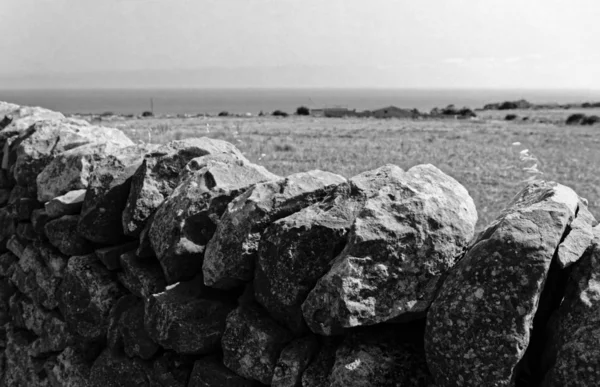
1 0 599 88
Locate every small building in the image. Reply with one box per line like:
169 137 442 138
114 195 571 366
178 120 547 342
370 106 419 119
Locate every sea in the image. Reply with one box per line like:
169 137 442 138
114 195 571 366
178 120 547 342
1 88 600 116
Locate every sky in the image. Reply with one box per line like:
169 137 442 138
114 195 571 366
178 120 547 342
1 0 599 89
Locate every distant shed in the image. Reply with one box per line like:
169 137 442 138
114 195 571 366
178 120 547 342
370 106 419 119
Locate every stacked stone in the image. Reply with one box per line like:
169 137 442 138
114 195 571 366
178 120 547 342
0 101 598 387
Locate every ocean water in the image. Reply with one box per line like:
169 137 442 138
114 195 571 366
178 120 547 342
1 88 600 115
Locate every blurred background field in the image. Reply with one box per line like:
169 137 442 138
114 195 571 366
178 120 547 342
98 115 600 230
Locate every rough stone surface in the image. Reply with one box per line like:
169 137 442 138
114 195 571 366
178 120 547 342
122 137 247 237
44 189 86 219
152 352 194 387
107 295 159 360
272 336 319 387
37 141 133 202
31 208 50 235
556 202 596 268
222 305 293 385
300 337 340 387
44 346 92 387
149 154 278 284
58 254 125 340
541 226 600 386
95 242 138 271
189 358 256 387
78 144 154 244
425 181 578 386
302 164 477 335
45 215 93 256
89 349 155 387
117 251 166 298
3 324 51 387
203 170 346 289
144 276 234 355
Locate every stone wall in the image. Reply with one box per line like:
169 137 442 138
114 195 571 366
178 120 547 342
0 101 598 387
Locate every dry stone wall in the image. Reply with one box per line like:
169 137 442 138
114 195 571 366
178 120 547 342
0 101 598 387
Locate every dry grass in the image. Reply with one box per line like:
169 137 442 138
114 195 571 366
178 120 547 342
105 115 600 230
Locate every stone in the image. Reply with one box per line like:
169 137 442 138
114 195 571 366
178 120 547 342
95 242 138 271
122 137 247 237
221 305 293 385
37 141 132 202
149 155 278 284
89 349 155 387
0 105 63 141
329 326 433 387
0 188 10 205
58 254 124 340
3 324 51 387
8 118 132 193
6 235 25 259
107 295 159 360
9 293 74 356
203 170 346 289
300 337 340 387
301 164 477 335
16 222 40 242
152 352 194 387
45 215 93 256
0 208 16 246
17 243 67 309
556 202 596 268
118 251 166 298
425 181 578 386
78 144 155 244
0 252 17 277
14 197 41 221
44 189 86 218
188 358 256 387
31 208 50 235
144 276 234 355
541 227 600 386
272 336 319 387
44 346 92 387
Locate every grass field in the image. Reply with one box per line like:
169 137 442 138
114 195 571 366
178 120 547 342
94 114 600 230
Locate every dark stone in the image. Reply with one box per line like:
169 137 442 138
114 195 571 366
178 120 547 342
300 337 341 387
45 215 93 256
44 346 92 387
117 251 166 298
272 336 319 387
188 358 256 387
152 352 194 387
95 242 138 271
89 349 155 387
44 189 86 219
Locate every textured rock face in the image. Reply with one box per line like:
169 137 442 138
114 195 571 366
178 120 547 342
189 358 256 387
58 254 124 340
301 337 340 387
122 137 247 237
271 336 319 387
221 305 293 385
117 251 166 298
425 182 580 386
78 144 154 244
44 346 92 387
45 215 93 256
149 155 278 284
36 141 133 202
89 349 155 387
152 351 194 387
3 324 51 387
556 203 595 269
302 164 477 335
144 276 234 355
45 189 86 218
542 227 600 386
203 170 346 289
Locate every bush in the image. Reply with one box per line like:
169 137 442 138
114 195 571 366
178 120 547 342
566 113 586 125
498 101 518 110
582 115 600 125
274 144 295 152
218 111 229 117
505 114 518 121
272 110 289 117
141 111 154 117
296 106 310 116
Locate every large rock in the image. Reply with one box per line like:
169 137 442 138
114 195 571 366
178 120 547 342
3 324 51 387
271 336 318 387
0 105 63 137
149 154 278 284
425 181 580 386
302 164 477 335
541 226 600 386
37 141 134 202
44 346 92 387
118 251 166 298
222 305 293 385
44 189 86 218
203 170 346 289
556 203 595 268
188 358 256 387
122 137 247 237
58 254 124 340
107 295 159 360
89 349 155 387
253 166 396 333
7 119 131 193
329 326 433 387
144 276 234 355
78 144 155 244
45 215 93 256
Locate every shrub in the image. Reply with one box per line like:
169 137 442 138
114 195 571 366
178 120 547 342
274 144 295 152
272 110 288 117
141 111 154 117
296 106 310 116
582 115 600 125
505 114 518 121
566 113 586 125
218 111 229 117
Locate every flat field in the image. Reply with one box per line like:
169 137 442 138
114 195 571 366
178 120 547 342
95 114 600 230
